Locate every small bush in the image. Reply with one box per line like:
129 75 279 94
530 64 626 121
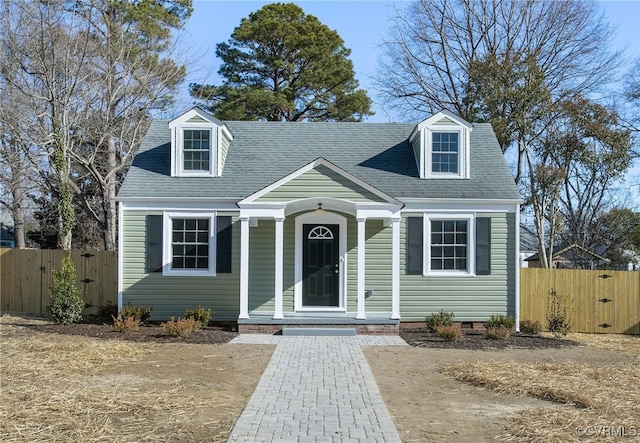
119 303 153 323
161 317 201 337
485 325 511 339
435 325 462 342
546 289 572 339
426 310 455 331
185 305 212 328
112 315 140 332
484 314 515 330
519 319 542 335
97 303 118 321
47 254 84 325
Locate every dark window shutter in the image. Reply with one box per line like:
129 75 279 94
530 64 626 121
216 216 233 273
146 215 163 273
406 216 423 274
476 217 491 275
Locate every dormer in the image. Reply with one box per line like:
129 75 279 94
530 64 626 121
169 107 233 177
409 110 472 179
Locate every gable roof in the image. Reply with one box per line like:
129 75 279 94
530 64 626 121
117 119 521 201
240 157 401 205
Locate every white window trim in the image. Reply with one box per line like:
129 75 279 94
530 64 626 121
424 126 468 179
162 211 217 276
423 213 475 277
175 126 216 177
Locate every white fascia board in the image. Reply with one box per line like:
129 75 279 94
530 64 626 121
354 203 403 220
119 199 239 211
239 157 401 205
238 203 286 219
399 198 522 213
169 107 222 128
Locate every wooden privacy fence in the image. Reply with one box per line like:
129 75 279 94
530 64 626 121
520 268 640 334
0 248 117 316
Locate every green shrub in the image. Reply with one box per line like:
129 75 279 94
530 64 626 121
112 315 141 332
546 289 572 339
426 310 455 331
46 254 83 325
119 302 153 323
520 319 542 335
185 305 212 328
485 325 511 339
435 325 462 342
161 317 201 337
484 314 515 330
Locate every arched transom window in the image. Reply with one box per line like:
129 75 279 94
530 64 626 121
307 226 334 240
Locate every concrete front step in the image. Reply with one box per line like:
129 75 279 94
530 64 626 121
282 327 357 336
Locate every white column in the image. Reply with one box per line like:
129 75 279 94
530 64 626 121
273 217 284 319
391 217 401 319
239 216 250 319
357 217 366 319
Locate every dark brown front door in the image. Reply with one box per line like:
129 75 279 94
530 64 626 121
302 224 339 307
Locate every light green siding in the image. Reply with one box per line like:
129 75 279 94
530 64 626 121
186 115 207 123
122 208 516 322
219 130 231 172
121 211 241 321
399 212 516 322
362 220 393 312
256 165 386 203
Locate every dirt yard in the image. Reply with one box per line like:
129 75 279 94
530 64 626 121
1 315 638 442
365 334 639 442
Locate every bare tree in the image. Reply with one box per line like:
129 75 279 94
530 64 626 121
1 0 191 250
377 0 626 267
1 0 94 249
63 0 191 250
378 0 620 125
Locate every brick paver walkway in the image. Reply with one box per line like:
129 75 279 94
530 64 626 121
227 335 406 442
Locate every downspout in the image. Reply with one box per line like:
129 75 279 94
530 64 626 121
117 201 124 315
515 204 521 332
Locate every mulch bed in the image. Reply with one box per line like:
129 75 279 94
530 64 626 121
400 328 580 350
22 318 238 345
17 316 579 349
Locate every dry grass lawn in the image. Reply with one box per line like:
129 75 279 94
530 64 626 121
439 333 640 442
0 316 273 442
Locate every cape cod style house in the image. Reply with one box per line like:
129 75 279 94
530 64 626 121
117 107 522 333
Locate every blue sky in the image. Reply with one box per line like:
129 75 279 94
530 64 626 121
176 0 640 122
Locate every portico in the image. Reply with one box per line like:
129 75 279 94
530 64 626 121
236 158 402 328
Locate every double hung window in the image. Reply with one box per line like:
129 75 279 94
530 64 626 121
182 129 211 172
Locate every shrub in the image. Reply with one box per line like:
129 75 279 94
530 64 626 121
485 325 511 339
426 310 455 331
119 303 153 323
484 314 515 330
520 319 542 335
185 305 212 328
435 325 462 342
112 315 141 332
47 254 84 325
161 317 201 337
97 303 118 321
546 289 572 339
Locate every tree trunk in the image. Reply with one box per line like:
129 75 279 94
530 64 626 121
103 135 117 251
11 184 26 248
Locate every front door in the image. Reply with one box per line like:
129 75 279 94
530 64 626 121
302 224 340 307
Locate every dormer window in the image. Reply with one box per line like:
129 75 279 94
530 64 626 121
431 131 460 174
169 107 233 178
410 110 472 179
183 129 211 172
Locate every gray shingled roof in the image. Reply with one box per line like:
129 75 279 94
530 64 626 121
117 119 521 201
